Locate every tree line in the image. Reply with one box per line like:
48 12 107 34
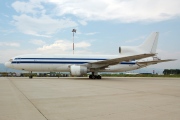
163 69 180 75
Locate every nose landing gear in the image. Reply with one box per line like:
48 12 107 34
29 71 33 79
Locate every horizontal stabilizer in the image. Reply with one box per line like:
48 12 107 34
137 59 176 65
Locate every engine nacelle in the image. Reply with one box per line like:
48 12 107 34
119 46 142 55
70 65 87 76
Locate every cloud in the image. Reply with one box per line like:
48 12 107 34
27 33 52 38
12 14 78 36
75 41 91 48
78 20 87 26
11 0 44 15
85 32 98 36
37 40 91 54
48 0 180 23
11 0 180 38
11 0 78 37
0 42 20 47
29 39 46 45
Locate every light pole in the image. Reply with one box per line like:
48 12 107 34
72 29 76 54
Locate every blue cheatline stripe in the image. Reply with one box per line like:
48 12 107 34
14 58 107 60
12 61 88 64
120 62 136 65
12 61 136 65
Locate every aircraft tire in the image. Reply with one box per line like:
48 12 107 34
89 75 92 79
97 75 101 79
29 76 33 79
98 75 101 79
92 75 96 79
89 75 101 79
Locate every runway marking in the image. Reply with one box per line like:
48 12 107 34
7 78 49 120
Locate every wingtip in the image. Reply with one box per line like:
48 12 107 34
169 59 177 61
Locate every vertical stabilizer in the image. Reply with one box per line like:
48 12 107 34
139 32 159 53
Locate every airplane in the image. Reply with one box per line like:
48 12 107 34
5 32 175 79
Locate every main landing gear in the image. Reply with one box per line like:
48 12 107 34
29 75 33 79
89 72 101 79
29 71 33 79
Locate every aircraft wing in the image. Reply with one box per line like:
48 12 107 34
88 53 155 69
137 59 176 65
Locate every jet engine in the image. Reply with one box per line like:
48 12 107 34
119 46 142 55
70 65 87 76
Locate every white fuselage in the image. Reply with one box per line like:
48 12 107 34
5 54 147 73
5 32 161 74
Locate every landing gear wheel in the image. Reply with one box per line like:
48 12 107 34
92 75 96 79
29 75 33 79
89 75 92 79
97 75 101 79
29 71 33 79
89 74 102 79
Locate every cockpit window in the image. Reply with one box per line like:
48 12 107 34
9 59 13 62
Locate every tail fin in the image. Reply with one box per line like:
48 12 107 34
119 32 159 55
139 32 159 53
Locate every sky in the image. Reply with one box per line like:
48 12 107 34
0 0 180 70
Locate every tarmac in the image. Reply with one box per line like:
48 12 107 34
0 77 180 120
